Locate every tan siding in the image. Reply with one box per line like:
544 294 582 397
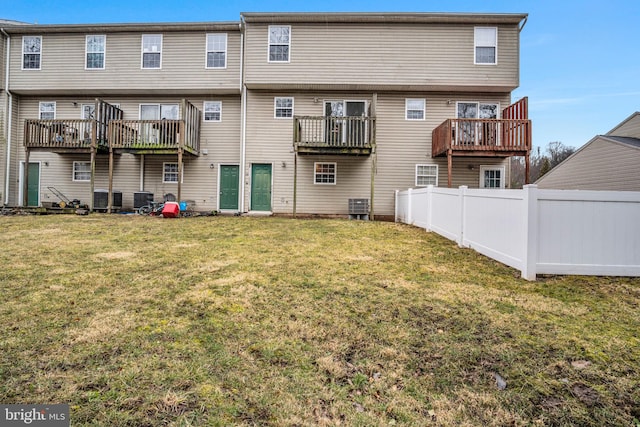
608 114 640 138
6 94 19 205
244 23 519 90
536 138 640 191
15 95 241 210
373 92 511 215
0 33 5 89
9 31 241 95
245 90 511 216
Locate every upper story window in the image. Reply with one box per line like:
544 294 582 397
142 34 162 69
86 35 106 69
405 99 426 120
474 27 497 65
274 97 293 118
206 33 227 68
22 36 42 70
39 102 55 119
268 25 290 62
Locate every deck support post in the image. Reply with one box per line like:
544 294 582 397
89 110 98 211
447 149 453 188
524 151 531 185
107 146 114 214
177 119 185 204
22 147 30 207
293 151 297 218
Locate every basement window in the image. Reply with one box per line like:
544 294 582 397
416 164 438 186
73 161 91 182
314 162 336 185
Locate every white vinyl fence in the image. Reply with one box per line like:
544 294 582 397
395 185 640 280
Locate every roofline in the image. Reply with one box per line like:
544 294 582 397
0 21 241 34
240 12 528 25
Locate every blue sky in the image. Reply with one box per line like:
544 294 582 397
1 0 638 151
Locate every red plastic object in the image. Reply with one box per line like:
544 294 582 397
162 201 180 218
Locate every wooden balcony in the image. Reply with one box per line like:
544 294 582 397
24 119 106 153
108 120 199 155
294 116 375 155
432 97 532 187
107 100 201 156
432 118 532 158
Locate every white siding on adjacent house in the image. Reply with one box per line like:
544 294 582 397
244 22 520 91
8 31 242 95
536 137 640 191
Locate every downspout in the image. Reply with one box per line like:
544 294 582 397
239 18 247 213
2 28 12 206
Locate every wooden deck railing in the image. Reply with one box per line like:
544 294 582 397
294 116 375 148
432 118 531 157
108 119 199 154
24 119 107 149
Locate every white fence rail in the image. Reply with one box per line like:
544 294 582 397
395 185 640 280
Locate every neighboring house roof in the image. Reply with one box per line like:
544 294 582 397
601 135 640 149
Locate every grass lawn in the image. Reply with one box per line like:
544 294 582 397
0 215 638 426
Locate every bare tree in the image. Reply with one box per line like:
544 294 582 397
509 142 576 188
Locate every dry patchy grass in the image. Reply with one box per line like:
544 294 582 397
0 214 639 426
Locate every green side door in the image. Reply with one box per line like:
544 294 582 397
219 165 239 210
251 164 272 211
24 162 40 207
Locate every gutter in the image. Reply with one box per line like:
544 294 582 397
2 28 11 205
518 16 528 32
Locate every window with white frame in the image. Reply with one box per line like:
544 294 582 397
314 162 336 185
86 35 106 69
474 27 497 64
139 104 179 120
406 99 426 120
274 97 293 118
206 33 227 68
163 162 181 183
268 25 290 62
39 102 56 119
73 161 91 182
203 101 222 122
22 36 42 70
480 165 505 188
142 34 162 69
416 164 438 186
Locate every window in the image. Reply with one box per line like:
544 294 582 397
416 164 438 186
480 166 505 188
39 102 56 119
457 102 498 119
203 101 222 122
139 104 179 120
406 99 426 120
206 33 227 68
73 161 91 182
475 27 497 64
81 104 95 120
163 162 181 183
22 36 41 70
314 162 336 185
86 35 105 69
274 97 293 118
142 34 162 69
268 25 290 62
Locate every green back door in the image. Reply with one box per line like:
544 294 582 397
219 165 239 210
26 162 40 207
251 164 272 211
